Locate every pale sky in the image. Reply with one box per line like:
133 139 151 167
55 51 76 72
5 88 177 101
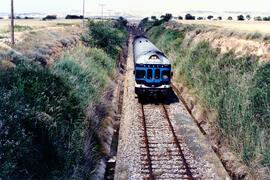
0 0 269 16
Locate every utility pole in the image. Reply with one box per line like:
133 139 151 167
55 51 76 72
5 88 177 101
98 3 105 20
11 0 15 46
82 0 85 26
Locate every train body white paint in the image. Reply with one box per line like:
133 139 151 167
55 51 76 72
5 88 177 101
133 36 172 96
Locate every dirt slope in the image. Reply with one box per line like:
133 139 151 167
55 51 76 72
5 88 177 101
166 22 270 63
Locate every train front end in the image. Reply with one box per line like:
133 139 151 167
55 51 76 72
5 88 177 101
133 36 172 96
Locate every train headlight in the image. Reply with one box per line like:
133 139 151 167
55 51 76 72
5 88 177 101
163 75 169 79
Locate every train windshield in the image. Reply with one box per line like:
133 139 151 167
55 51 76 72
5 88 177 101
155 69 160 79
136 70 145 78
147 69 153 79
162 70 170 80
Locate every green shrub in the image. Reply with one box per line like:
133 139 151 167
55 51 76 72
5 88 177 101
147 26 184 53
139 14 173 32
14 25 33 32
250 63 270 130
83 20 127 59
138 17 154 30
0 62 84 178
263 149 270 166
0 46 119 178
53 47 115 108
247 32 262 40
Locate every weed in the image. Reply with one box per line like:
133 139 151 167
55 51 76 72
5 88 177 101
0 62 84 178
0 46 118 179
56 23 74 26
53 47 115 108
83 20 128 59
14 25 33 32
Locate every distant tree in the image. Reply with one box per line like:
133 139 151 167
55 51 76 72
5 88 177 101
25 16 34 19
263 16 270 21
237 15 245 21
185 13 195 20
197 17 204 20
207 15 214 20
178 16 183 20
153 20 162 26
218 16 222 20
246 14 251 20
151 16 157 21
65 15 84 19
42 15 57 21
254 16 262 21
115 16 128 29
138 17 149 28
227 16 233 20
160 13 173 22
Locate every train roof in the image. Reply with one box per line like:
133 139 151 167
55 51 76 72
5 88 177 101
136 50 170 65
133 37 171 65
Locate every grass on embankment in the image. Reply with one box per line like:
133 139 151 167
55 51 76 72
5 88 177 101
0 47 115 178
0 19 128 179
0 25 33 34
147 25 270 168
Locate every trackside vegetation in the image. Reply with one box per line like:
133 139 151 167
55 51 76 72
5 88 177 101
82 19 128 59
147 25 270 168
0 19 128 178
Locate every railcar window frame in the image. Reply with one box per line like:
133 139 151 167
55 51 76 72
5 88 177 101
155 69 160 79
162 70 170 80
136 70 146 79
147 69 153 79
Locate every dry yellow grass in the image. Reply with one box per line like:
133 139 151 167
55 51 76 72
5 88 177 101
0 19 83 47
177 20 270 34
0 19 82 30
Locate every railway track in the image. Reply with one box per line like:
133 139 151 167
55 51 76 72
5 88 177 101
139 102 198 179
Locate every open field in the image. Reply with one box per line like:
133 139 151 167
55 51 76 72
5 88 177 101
0 19 83 49
0 19 82 29
178 20 270 34
0 19 82 34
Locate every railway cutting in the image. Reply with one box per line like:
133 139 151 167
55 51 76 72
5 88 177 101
114 34 230 180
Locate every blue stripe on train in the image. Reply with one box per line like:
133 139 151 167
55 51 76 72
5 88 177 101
135 67 171 84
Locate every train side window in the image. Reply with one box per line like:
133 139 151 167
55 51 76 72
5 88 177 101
147 69 152 79
162 70 170 79
136 70 145 78
155 69 160 79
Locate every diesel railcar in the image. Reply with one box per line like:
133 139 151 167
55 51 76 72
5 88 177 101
133 36 172 96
